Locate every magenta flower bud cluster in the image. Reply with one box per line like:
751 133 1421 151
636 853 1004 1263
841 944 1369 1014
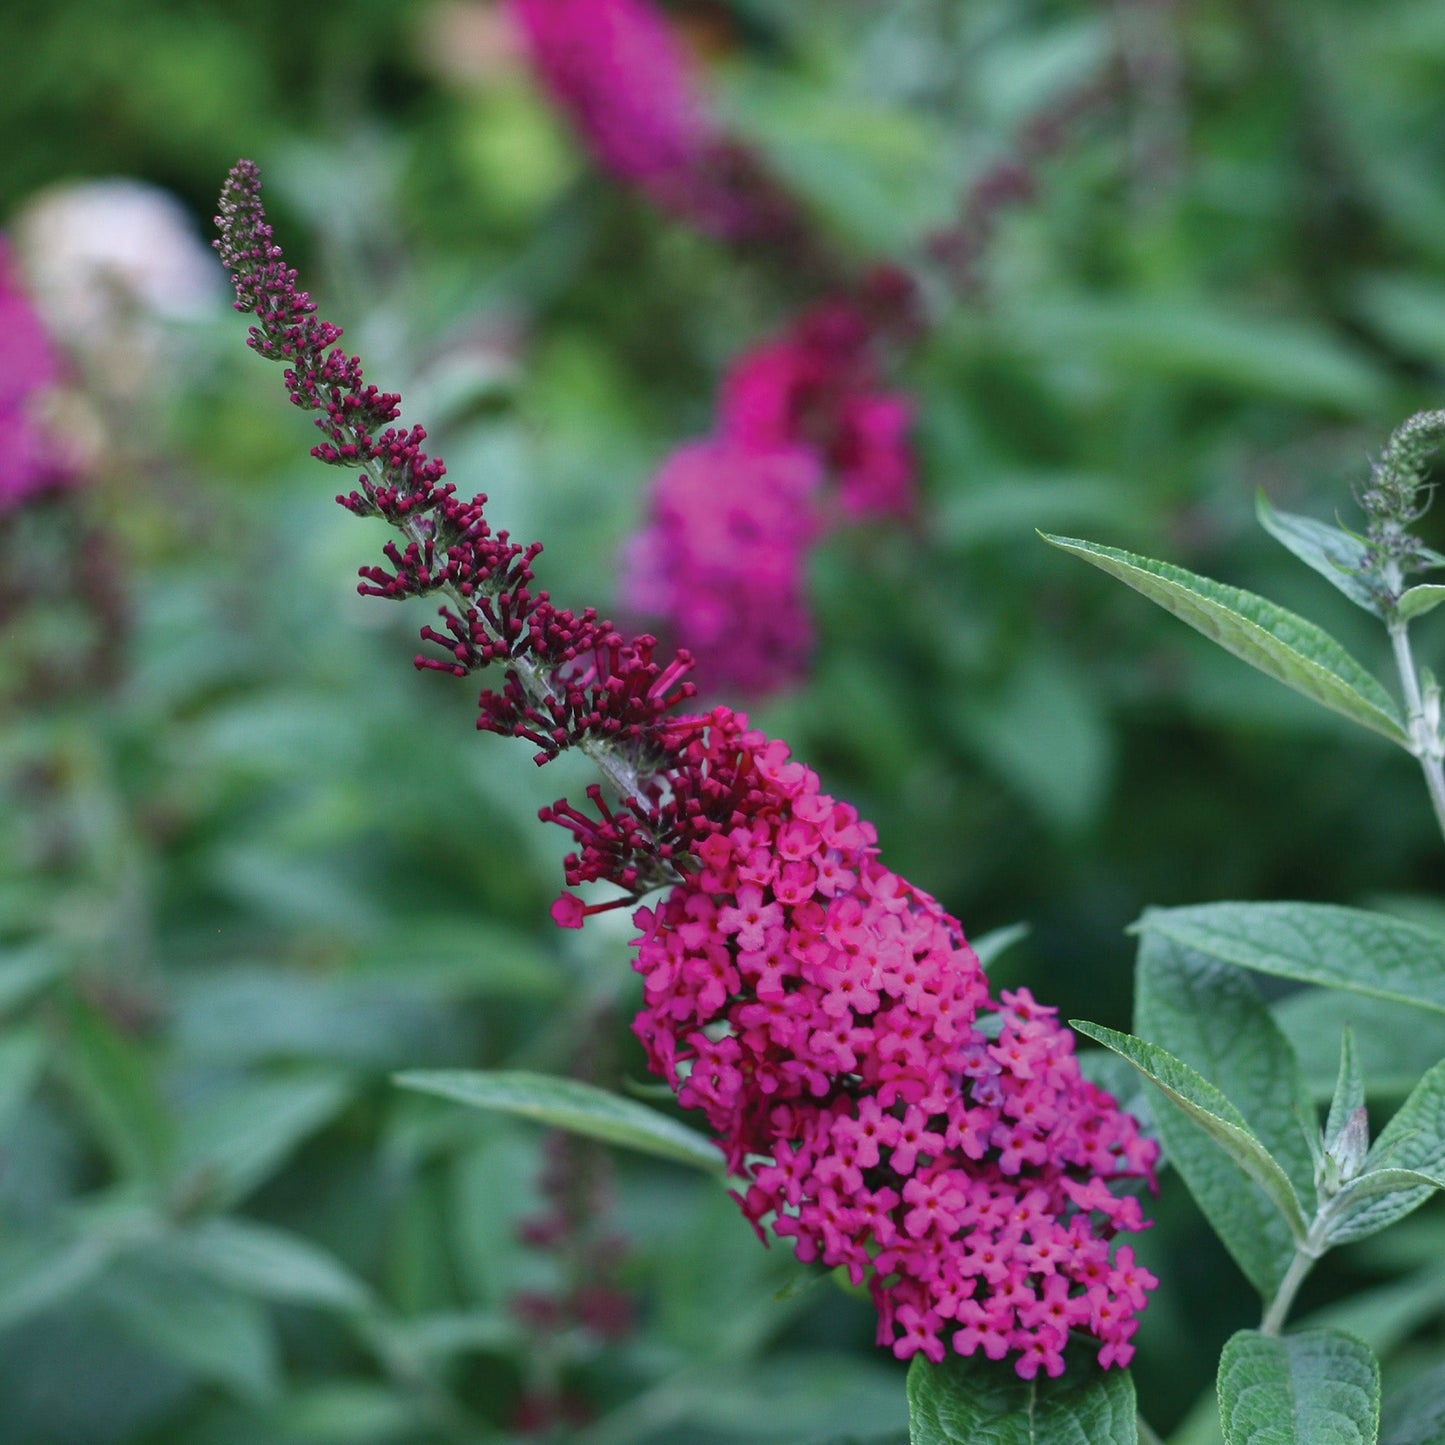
215 161 705 900
216 159 1158 1377
630 706 1157 1375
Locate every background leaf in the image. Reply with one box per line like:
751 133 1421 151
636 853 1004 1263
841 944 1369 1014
394 1070 724 1173
1137 903 1445 1015
1381 1360 1445 1444
146 1217 372 1312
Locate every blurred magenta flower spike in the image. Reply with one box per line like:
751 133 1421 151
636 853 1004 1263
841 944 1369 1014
508 0 793 239
628 298 917 696
620 440 824 697
0 237 73 513
216 159 1158 1376
722 300 916 523
509 0 707 191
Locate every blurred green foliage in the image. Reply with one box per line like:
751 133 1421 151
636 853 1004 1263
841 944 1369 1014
5 0 1445 1440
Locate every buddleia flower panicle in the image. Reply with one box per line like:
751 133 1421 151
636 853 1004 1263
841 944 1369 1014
217 159 1159 1376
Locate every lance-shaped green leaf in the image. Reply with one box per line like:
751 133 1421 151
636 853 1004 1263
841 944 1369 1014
1135 903 1445 1016
1321 1059 1445 1247
1039 534 1407 746
1255 493 1380 614
1396 584 1445 622
1070 1022 1308 1248
394 1070 724 1173
146 1216 373 1311
906 1351 1137 1444
1323 1168 1445 1251
1217 1328 1379 1445
1134 934 1314 1296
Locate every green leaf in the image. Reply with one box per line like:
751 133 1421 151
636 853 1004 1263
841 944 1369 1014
1320 1059 1445 1246
906 1351 1137 1443
173 1072 354 1209
1040 535 1407 746
1275 991 1445 1102
0 944 64 1019
1134 933 1314 1296
148 1217 372 1312
1070 1021 1309 1248
369 1309 521 1364
95 1257 279 1400
1011 297 1389 411
1217 1328 1379 1444
1255 493 1379 613
268 1382 419 1442
1397 585 1445 622
394 1070 724 1173
1381 1360 1445 1444
171 965 455 1068
0 1235 113 1332
950 651 1113 834
1323 1168 1445 1249
57 994 173 1190
1136 903 1445 1015
0 1029 47 1135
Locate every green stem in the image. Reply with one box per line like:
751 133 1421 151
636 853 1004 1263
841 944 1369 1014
1387 617 1445 848
1259 1245 1316 1337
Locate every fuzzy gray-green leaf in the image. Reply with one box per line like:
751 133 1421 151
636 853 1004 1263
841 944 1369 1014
906 1351 1137 1444
1218 1328 1379 1444
1135 903 1445 1016
1255 493 1380 613
1135 933 1314 1296
1070 1021 1309 1249
1040 534 1406 746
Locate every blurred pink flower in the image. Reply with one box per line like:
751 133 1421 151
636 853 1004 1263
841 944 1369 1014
508 0 794 238
722 302 916 521
0 237 71 513
622 440 823 696
623 301 915 696
509 0 708 201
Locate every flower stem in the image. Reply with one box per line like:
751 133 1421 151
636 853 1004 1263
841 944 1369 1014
355 452 681 883
1388 617 1445 849
1259 1245 1315 1337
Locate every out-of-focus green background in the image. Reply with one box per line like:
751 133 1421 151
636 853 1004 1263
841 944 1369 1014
5 2 1445 1441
